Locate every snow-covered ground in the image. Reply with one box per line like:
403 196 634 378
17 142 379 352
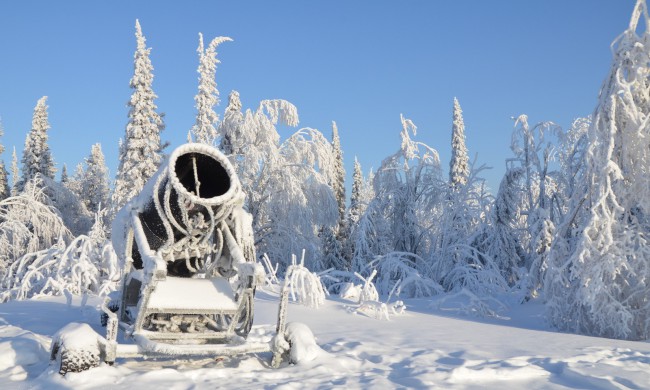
2 290 650 389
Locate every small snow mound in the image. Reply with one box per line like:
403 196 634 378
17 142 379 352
51 322 102 355
284 322 322 364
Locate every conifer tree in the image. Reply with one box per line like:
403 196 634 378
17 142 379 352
110 20 165 218
0 162 7 202
0 120 8 200
349 157 365 228
10 147 19 196
219 90 244 155
449 98 469 189
60 163 69 184
191 33 231 145
20 96 55 190
80 144 110 213
331 121 346 234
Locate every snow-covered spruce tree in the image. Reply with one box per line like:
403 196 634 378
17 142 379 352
0 121 9 200
191 33 232 145
349 157 365 228
345 157 371 266
19 96 55 191
481 168 527 285
110 19 165 220
60 163 69 184
80 144 110 214
545 0 650 340
449 97 469 189
330 121 346 233
219 90 244 155
320 224 346 271
322 121 348 270
355 115 444 296
10 147 19 196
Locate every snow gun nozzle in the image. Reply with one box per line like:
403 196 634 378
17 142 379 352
168 143 240 206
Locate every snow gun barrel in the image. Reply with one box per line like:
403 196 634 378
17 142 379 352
137 143 242 253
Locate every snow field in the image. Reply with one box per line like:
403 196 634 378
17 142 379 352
1 291 649 389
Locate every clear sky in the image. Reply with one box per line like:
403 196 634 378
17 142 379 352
0 0 637 192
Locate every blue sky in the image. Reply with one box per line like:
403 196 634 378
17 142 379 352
0 1 636 192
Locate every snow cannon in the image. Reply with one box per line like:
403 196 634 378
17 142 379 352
107 142 262 338
50 143 310 375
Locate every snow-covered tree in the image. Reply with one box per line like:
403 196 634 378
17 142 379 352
320 224 345 271
556 117 590 211
191 33 231 145
545 0 650 340
219 90 244 155
496 115 563 296
349 158 365 227
449 97 469 189
219 94 337 271
19 96 55 190
374 115 443 255
60 163 69 184
481 167 526 285
63 163 84 198
354 115 444 294
110 19 165 220
0 121 9 200
330 121 346 233
0 178 72 275
43 175 93 237
0 209 118 302
432 163 505 297
264 126 338 271
80 144 109 214
10 147 19 196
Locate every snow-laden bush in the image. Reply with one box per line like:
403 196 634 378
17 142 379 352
345 270 407 320
260 253 280 286
0 178 72 276
0 210 119 302
318 268 360 295
284 252 326 309
437 243 509 298
370 252 442 298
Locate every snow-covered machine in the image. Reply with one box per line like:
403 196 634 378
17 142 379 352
50 143 295 374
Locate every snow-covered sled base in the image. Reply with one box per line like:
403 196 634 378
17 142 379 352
2 291 650 389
